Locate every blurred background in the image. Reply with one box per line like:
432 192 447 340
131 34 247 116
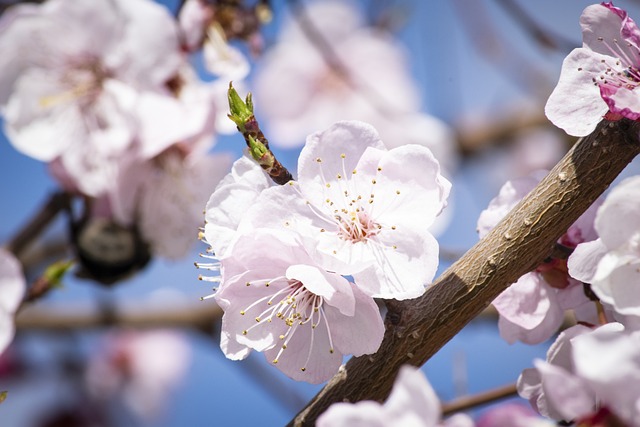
1 0 640 425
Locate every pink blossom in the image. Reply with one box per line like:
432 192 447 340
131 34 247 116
240 121 451 300
518 322 640 426
86 329 190 420
478 172 600 344
213 230 384 384
110 147 231 260
178 0 213 51
476 403 555 427
546 3 640 136
0 249 26 355
517 324 596 421
317 365 474 427
0 0 200 197
252 0 457 174
569 175 640 321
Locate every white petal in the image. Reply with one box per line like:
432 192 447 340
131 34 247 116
297 121 385 198
384 366 440 427
325 285 383 356
567 238 608 283
544 48 609 137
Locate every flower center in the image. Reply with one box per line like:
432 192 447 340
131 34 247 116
239 277 335 372
337 210 380 243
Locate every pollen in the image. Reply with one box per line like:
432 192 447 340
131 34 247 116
340 153 346 158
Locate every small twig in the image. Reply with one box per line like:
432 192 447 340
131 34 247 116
5 192 70 259
228 84 293 184
441 383 518 415
495 0 578 53
452 0 553 97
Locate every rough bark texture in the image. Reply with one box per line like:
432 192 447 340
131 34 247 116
289 120 640 426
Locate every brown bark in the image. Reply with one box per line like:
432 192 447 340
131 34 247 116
289 119 640 426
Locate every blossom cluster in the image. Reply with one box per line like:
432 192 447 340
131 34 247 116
479 170 640 425
479 2 640 419
200 120 451 383
0 0 251 267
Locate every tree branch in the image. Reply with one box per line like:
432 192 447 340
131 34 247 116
5 191 70 259
289 120 640 426
441 383 518 416
16 300 222 332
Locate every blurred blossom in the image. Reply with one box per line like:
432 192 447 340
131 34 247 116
546 3 640 136
110 145 231 260
317 365 474 427
0 0 186 196
253 0 457 175
0 248 26 355
178 0 254 80
478 172 601 344
476 403 554 427
508 128 566 179
86 329 190 420
0 0 236 266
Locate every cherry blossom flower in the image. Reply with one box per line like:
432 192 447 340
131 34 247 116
0 0 192 196
317 365 474 427
252 0 457 174
478 172 600 344
546 3 640 136
568 175 640 320
0 0 181 158
0 249 26 355
213 230 384 384
86 329 190 420
240 121 451 300
518 322 640 426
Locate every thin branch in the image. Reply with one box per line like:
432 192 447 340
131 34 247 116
16 300 222 332
495 0 578 53
452 0 553 97
441 383 518 415
5 192 70 259
455 112 569 155
289 120 640 426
